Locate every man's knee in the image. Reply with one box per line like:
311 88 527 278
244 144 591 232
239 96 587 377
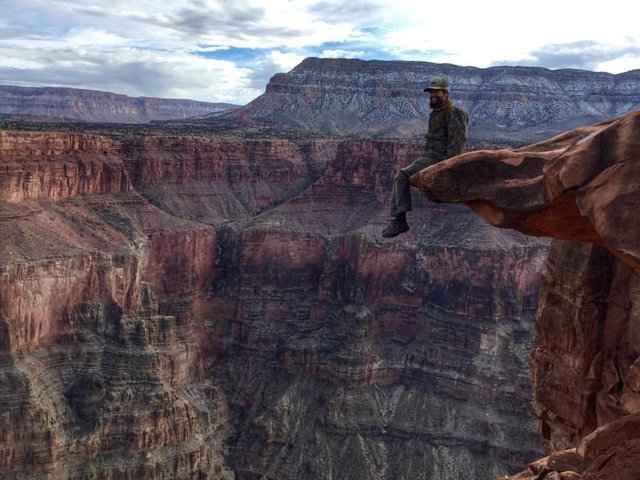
396 168 411 180
402 158 433 177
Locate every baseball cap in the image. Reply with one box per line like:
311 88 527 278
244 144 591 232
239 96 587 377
424 76 450 92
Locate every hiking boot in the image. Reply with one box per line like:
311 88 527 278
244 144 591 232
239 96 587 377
382 218 409 238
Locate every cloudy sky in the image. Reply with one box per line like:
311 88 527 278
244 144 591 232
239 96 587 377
2 0 639 105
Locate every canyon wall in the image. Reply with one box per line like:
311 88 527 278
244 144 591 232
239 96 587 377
236 58 640 142
413 110 640 479
0 85 238 124
0 128 548 478
5 58 640 145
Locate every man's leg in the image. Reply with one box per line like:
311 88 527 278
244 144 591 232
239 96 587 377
383 157 432 238
389 169 411 217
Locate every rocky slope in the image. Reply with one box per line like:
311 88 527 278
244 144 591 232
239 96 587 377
235 58 640 142
7 58 640 145
0 128 548 479
412 109 640 479
0 85 238 124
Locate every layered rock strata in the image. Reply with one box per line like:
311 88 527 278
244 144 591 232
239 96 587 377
0 85 238 124
0 128 548 478
412 109 640 479
238 58 640 141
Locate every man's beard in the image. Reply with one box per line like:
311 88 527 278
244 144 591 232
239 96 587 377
430 96 444 109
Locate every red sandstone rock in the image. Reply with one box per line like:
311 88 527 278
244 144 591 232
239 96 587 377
498 448 586 480
560 473 582 480
0 128 548 478
410 110 640 480
577 413 640 460
0 131 130 202
621 357 640 414
412 110 640 275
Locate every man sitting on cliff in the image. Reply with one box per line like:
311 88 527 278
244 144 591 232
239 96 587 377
382 76 469 238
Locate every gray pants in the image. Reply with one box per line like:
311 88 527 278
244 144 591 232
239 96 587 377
389 156 436 217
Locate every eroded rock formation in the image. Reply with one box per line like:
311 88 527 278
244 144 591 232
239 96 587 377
237 58 640 141
0 128 547 478
0 85 238 123
412 109 640 479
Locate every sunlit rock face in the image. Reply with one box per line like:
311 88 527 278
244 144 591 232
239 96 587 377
237 57 640 141
0 129 547 479
412 110 640 480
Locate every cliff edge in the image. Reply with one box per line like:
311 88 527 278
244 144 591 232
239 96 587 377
412 109 640 479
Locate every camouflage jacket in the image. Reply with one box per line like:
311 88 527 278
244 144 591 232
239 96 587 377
422 100 469 166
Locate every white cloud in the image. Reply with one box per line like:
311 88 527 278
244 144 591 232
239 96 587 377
0 38 257 103
65 28 126 48
598 54 640 74
321 49 366 59
379 1 640 68
266 51 306 71
1 0 639 104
